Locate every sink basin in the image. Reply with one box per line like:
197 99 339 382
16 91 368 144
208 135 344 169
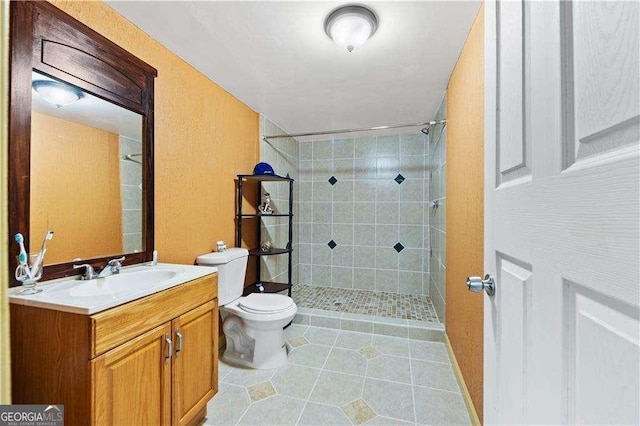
63 269 178 298
8 263 217 314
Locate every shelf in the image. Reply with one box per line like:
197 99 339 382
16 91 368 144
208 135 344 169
248 248 292 256
238 213 293 218
238 174 294 182
243 281 292 296
237 173 293 298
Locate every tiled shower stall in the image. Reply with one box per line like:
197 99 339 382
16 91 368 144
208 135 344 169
259 105 447 334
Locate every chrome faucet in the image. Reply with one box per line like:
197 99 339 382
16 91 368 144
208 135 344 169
98 256 125 278
73 263 98 280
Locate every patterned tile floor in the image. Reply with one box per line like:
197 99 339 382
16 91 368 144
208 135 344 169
293 285 439 323
204 325 470 425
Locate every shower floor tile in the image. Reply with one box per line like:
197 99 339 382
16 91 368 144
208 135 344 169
293 285 440 323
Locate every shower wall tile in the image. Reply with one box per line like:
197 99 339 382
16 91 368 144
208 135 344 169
375 247 398 270
399 225 423 248
399 271 423 295
399 203 423 225
354 225 376 247
428 98 447 322
299 243 312 264
265 125 430 296
313 140 333 160
376 157 400 179
353 180 376 200
299 161 313 181
399 249 422 272
354 247 375 268
312 244 332 266
300 142 313 160
333 203 354 223
354 268 375 289
333 224 354 245
354 159 376 179
400 133 425 156
312 203 332 223
332 245 354 267
353 204 375 224
312 265 332 287
332 267 354 288
333 138 354 159
375 203 399 224
354 136 377 157
375 270 399 293
377 135 400 157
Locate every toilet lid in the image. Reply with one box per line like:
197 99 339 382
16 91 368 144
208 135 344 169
238 293 294 314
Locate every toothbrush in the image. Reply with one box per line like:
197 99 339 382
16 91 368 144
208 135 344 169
31 231 54 276
14 233 32 279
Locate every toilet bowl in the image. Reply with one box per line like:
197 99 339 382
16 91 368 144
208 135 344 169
197 248 297 369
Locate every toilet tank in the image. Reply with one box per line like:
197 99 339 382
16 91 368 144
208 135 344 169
196 248 248 305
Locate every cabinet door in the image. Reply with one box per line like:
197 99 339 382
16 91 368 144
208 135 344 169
93 322 172 426
172 300 218 426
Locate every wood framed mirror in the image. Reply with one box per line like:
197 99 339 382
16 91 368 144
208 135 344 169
8 1 157 286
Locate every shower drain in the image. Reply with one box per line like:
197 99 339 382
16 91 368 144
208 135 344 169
333 298 345 307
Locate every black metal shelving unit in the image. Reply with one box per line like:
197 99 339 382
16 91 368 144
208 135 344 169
236 174 294 297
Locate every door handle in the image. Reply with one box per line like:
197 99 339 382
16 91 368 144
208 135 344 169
165 335 173 364
466 274 496 296
175 329 183 357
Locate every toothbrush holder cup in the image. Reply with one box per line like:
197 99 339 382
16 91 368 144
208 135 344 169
15 253 44 294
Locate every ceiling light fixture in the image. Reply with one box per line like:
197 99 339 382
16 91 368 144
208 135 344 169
324 4 378 52
32 80 84 108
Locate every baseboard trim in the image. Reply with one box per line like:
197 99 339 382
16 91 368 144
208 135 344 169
445 334 481 425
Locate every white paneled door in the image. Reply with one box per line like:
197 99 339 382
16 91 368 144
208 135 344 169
484 1 639 424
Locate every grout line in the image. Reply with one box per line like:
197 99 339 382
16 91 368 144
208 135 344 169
235 387 254 425
409 343 418 424
294 328 335 425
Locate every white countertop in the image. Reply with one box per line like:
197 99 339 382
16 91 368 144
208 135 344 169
8 263 217 315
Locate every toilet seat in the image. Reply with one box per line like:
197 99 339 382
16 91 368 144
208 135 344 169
238 293 294 314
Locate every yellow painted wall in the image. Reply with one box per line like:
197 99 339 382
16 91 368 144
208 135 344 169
446 3 484 422
47 1 260 274
30 112 123 264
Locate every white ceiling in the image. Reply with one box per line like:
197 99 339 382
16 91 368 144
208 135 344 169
107 1 481 135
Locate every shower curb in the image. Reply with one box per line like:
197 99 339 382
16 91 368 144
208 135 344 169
292 308 445 342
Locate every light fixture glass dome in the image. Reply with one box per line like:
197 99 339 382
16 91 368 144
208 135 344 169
324 5 378 52
32 80 83 108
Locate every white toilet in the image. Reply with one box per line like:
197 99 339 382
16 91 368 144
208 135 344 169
196 248 297 369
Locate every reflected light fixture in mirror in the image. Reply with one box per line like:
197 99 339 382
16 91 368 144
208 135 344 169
32 80 84 108
324 5 378 52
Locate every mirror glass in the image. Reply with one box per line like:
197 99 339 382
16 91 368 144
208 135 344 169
30 71 144 265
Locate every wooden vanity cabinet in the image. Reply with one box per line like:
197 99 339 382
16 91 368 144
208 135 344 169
10 273 219 426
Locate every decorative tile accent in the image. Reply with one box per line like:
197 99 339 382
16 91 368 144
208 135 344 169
394 174 405 184
342 399 377 425
247 381 276 402
293 285 439 322
328 240 337 249
359 346 382 360
328 176 338 186
393 242 405 253
287 336 309 348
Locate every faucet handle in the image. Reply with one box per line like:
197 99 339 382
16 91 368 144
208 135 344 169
73 263 97 280
107 256 125 274
107 256 125 266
